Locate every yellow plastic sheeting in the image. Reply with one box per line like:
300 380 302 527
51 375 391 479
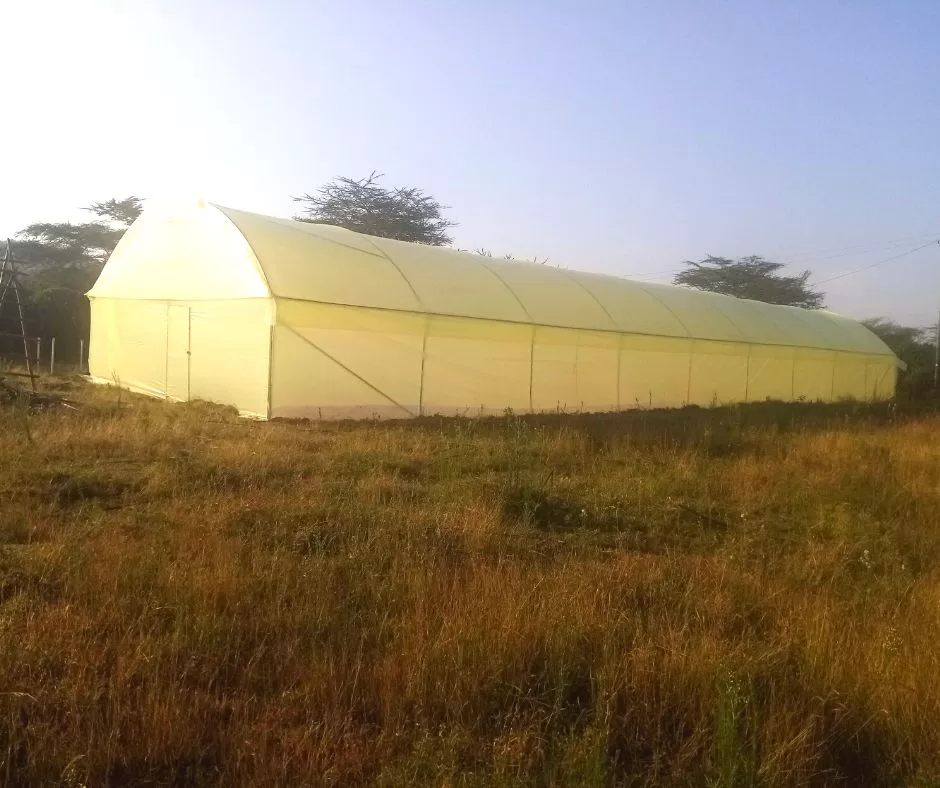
738 303 823 349
267 300 883 417
832 354 869 401
268 300 894 418
822 314 895 355
531 332 578 412
422 316 532 416
620 335 693 409
89 202 269 301
746 346 796 402
273 300 425 418
187 300 272 417
368 238 533 323
270 324 415 420
531 327 619 412
89 203 901 418
779 308 856 354
865 360 896 401
217 205 897 362
635 284 747 342
707 296 794 347
561 272 690 338
793 349 837 401
471 263 618 331
89 298 272 417
219 208 422 313
571 336 621 412
166 305 190 402
89 299 168 397
689 341 749 405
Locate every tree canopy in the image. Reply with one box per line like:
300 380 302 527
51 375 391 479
6 197 142 362
15 196 143 274
862 318 937 396
293 173 455 246
673 255 825 309
86 197 144 227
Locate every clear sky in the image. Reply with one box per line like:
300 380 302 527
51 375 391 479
3 0 938 326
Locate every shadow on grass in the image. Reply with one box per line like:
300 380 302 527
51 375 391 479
275 397 940 453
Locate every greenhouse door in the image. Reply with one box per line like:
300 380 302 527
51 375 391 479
166 304 191 401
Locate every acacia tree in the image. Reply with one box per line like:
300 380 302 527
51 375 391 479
16 197 143 275
862 318 936 396
9 197 143 361
673 255 825 309
85 197 144 227
293 172 455 245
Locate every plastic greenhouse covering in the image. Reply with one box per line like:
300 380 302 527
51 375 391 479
88 201 900 419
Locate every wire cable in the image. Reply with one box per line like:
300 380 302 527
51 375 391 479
811 240 938 286
777 231 940 261
627 234 940 282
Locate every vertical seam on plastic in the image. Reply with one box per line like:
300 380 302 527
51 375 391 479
528 325 535 413
267 300 276 420
744 343 751 402
186 306 192 401
419 316 428 416
830 352 837 399
791 349 797 400
616 333 622 411
164 302 170 398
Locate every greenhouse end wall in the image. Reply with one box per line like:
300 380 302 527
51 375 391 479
89 297 273 419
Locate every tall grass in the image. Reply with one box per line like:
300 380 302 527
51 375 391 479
0 380 938 785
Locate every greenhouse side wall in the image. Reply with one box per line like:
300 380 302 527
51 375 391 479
268 299 897 420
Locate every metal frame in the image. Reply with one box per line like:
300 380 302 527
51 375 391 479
0 240 37 391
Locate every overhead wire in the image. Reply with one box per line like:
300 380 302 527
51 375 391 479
624 232 940 284
788 238 940 263
810 240 938 286
776 230 940 261
629 266 686 278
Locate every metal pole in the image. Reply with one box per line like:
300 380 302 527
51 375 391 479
5 242 37 392
50 337 55 375
79 338 85 373
34 337 40 367
0 247 10 312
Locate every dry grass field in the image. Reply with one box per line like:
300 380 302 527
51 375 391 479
0 379 938 786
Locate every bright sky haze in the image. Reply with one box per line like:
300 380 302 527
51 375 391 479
3 0 938 326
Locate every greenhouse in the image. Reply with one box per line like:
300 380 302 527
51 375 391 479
87 201 900 419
